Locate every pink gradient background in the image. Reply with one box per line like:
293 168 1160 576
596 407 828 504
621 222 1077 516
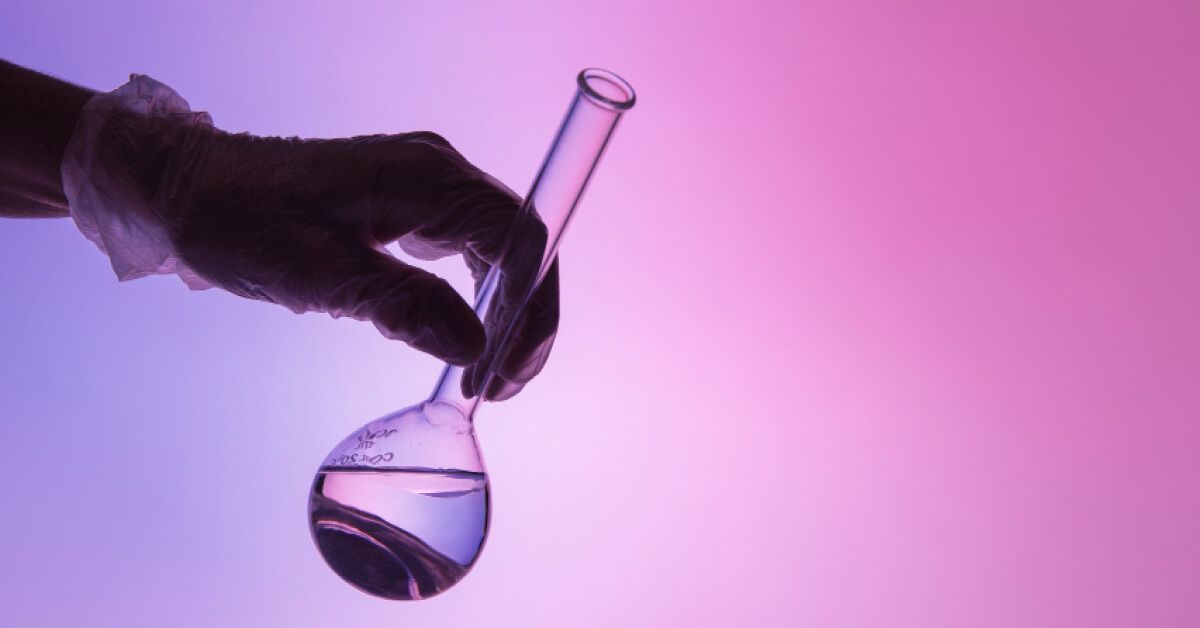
2 1 1198 626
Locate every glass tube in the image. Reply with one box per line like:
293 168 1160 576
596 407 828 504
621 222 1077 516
429 68 637 418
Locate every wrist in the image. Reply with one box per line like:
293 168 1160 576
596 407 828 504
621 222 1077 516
61 74 215 288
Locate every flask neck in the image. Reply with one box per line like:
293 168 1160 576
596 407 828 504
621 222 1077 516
426 264 502 420
423 70 635 422
428 360 484 421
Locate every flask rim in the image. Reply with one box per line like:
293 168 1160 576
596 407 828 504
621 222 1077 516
577 68 637 111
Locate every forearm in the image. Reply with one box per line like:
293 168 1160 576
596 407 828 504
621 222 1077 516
0 60 95 218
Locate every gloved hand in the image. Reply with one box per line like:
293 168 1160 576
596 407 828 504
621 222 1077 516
62 75 557 400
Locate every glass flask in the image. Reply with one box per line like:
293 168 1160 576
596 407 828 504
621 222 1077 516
308 68 636 600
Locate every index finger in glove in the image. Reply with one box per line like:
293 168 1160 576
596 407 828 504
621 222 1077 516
364 133 522 266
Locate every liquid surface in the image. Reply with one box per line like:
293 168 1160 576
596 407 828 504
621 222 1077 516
308 467 489 600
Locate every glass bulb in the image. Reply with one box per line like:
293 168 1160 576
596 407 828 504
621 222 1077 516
308 401 486 600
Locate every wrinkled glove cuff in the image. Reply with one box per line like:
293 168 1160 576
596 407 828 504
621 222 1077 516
61 74 214 289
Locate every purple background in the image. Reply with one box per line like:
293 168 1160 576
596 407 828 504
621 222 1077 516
2 1 1198 626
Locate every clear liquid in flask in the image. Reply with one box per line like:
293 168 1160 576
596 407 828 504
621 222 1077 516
308 467 489 600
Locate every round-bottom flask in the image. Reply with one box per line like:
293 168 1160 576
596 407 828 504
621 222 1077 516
308 68 635 600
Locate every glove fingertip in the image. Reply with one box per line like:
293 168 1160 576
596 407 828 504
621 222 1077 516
369 276 485 366
433 303 486 366
485 378 524 402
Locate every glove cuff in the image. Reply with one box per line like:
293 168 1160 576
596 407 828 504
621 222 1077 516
61 73 214 289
